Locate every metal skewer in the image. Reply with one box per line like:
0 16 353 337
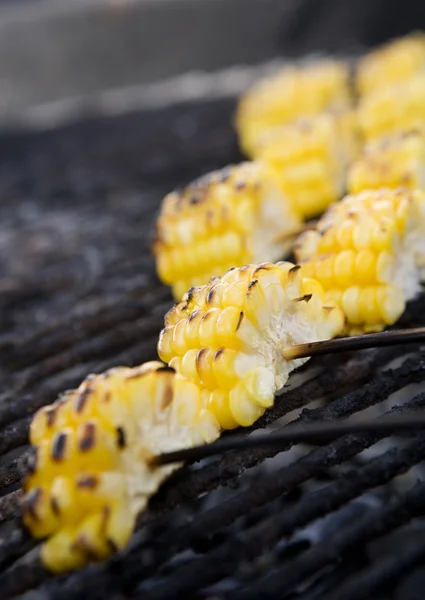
152 411 425 466
281 326 425 361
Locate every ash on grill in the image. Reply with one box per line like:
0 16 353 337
0 96 425 600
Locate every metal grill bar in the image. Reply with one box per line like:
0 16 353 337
0 94 424 600
231 482 425 600
325 534 425 600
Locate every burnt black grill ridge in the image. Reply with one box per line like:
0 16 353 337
324 534 425 600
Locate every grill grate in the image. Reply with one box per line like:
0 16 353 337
0 96 425 600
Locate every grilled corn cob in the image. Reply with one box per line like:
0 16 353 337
158 262 344 428
357 75 425 142
154 162 302 301
255 113 358 219
235 59 352 157
22 362 219 573
357 33 425 97
295 188 425 334
348 130 425 194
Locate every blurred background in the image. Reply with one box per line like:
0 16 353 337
1 0 425 129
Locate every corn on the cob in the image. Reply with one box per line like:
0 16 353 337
356 33 425 97
235 60 352 157
22 362 219 573
348 130 425 194
295 188 425 334
357 75 425 142
255 113 359 219
158 262 344 429
153 162 302 301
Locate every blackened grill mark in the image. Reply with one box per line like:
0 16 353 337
323 305 336 312
79 423 96 452
77 475 99 489
214 348 224 360
51 497 60 516
206 287 216 304
26 447 38 475
76 388 92 413
253 265 270 276
293 294 313 303
46 407 58 427
188 310 200 322
201 310 214 322
51 432 67 461
24 488 42 521
116 427 127 449
288 265 301 276
247 279 258 291
236 311 244 331
196 347 208 368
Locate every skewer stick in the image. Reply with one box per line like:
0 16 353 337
281 326 425 361
152 412 425 466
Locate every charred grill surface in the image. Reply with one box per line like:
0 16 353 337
0 97 424 600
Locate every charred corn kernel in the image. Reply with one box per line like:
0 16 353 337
158 262 345 429
153 161 301 300
295 188 425 333
235 59 352 157
254 114 356 219
348 130 425 194
357 75 425 142
23 362 220 573
357 33 425 97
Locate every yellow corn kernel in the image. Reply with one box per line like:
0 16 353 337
229 380 267 427
235 59 352 157
357 33 425 97
357 75 425 142
348 130 425 194
159 262 344 429
338 284 405 335
22 362 220 573
254 114 354 219
153 161 302 301
295 188 424 333
207 389 239 430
